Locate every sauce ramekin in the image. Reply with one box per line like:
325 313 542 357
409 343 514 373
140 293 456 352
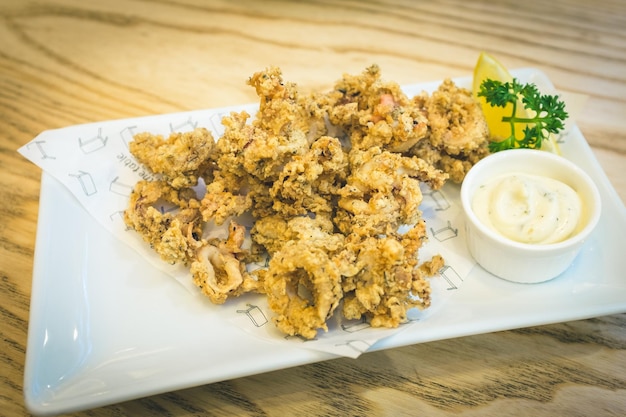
460 149 601 283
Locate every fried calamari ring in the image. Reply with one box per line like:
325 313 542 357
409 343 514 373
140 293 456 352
191 221 261 304
208 109 309 219
124 180 203 265
335 147 447 236
420 79 489 155
264 238 344 340
410 78 490 183
214 110 309 183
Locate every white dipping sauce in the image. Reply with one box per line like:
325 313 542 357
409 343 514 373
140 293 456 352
472 172 582 244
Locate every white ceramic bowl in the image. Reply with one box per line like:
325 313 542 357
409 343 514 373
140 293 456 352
460 149 601 283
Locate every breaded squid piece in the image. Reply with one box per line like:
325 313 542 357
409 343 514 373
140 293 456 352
200 171 253 225
341 222 443 328
130 127 215 189
411 78 490 182
205 68 339 222
255 216 350 339
421 78 489 155
251 214 337 256
125 64 462 340
124 180 203 265
316 64 429 152
191 221 261 304
200 110 279 222
248 66 321 137
270 136 348 217
264 237 345 339
335 147 447 236
213 67 325 187
216 110 310 183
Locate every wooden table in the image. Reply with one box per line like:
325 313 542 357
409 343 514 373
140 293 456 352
2 0 625 415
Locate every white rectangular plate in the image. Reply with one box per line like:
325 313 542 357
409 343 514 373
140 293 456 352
24 69 626 415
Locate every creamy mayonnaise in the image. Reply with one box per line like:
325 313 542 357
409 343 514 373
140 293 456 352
472 172 582 244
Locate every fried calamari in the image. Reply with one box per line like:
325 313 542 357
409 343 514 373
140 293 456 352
411 78 490 183
317 64 429 153
124 180 203 265
130 127 215 189
124 65 490 339
341 224 444 328
335 147 447 237
262 218 346 339
191 221 262 304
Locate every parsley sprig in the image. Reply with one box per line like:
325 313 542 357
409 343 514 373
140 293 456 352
478 78 569 152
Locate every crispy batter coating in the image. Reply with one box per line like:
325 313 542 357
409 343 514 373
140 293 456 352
124 180 203 265
130 127 215 189
200 170 253 225
270 136 348 217
335 147 447 237
207 68 324 219
248 66 321 137
264 237 345 339
124 65 490 339
191 221 261 304
251 214 337 256
341 222 441 328
411 78 490 182
317 64 429 153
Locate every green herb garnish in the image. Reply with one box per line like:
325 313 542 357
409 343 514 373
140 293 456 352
478 78 569 152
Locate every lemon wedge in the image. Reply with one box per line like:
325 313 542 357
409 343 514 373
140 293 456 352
472 52 560 154
540 133 561 154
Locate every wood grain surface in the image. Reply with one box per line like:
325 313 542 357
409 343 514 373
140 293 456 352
1 0 625 416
